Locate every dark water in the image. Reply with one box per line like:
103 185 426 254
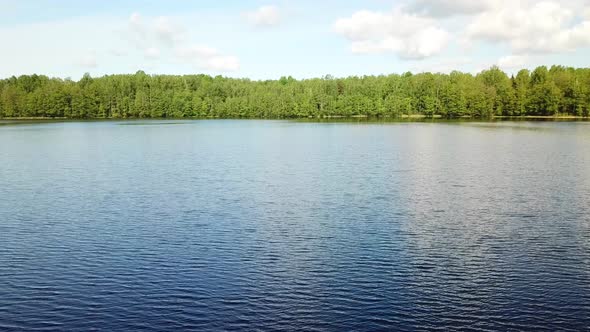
1 120 589 331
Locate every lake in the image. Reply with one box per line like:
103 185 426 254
1 120 589 331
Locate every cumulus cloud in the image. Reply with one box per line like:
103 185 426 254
175 45 240 71
243 5 281 27
333 8 449 59
126 12 149 49
125 13 184 50
204 55 240 71
144 47 160 60
409 0 494 17
129 12 142 26
154 16 185 45
125 12 239 72
497 55 530 69
333 0 590 64
78 53 98 68
466 0 590 54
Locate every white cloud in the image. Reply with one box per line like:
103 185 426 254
497 55 530 69
409 0 494 17
124 13 240 72
78 53 98 68
154 16 185 45
125 14 184 50
144 47 160 60
204 55 240 71
466 0 590 54
175 45 240 71
126 13 148 49
129 12 142 26
175 45 219 59
243 5 281 27
333 8 450 59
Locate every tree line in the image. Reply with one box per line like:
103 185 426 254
1 66 589 119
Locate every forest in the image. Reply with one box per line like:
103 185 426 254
0 66 589 119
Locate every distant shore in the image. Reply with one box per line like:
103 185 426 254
2 115 589 121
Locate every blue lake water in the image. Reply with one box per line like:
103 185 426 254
1 120 589 331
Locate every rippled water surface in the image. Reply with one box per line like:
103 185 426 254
1 120 590 331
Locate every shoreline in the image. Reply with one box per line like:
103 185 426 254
2 115 590 121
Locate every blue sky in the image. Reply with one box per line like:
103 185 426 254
1 0 589 80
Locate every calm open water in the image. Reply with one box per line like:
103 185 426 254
1 120 589 331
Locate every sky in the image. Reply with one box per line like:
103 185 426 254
0 0 589 80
